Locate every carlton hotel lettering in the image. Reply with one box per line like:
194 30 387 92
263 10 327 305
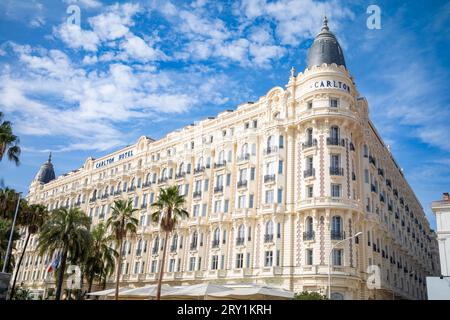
20 18 439 300
95 149 134 169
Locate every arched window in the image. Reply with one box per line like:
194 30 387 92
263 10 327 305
241 143 248 157
117 182 121 192
130 178 135 187
265 220 273 235
172 234 178 249
331 216 343 239
218 150 225 164
197 157 203 169
330 126 340 140
267 135 274 149
307 128 313 144
192 231 198 247
92 189 97 199
161 168 167 179
238 224 245 240
146 173 151 183
153 236 159 252
306 217 313 233
178 162 185 175
213 228 220 243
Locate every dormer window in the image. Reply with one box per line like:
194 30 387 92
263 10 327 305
307 101 313 109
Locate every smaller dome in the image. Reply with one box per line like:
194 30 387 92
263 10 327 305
35 153 56 184
307 16 346 68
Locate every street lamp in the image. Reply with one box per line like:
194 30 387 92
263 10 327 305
328 231 362 299
2 192 22 273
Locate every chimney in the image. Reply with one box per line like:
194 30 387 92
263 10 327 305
443 192 450 201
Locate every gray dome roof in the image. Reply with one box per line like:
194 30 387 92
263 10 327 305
307 17 346 68
35 153 55 184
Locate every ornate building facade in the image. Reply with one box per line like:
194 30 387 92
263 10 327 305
15 18 440 300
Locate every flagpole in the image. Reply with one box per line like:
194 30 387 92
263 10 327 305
2 192 21 273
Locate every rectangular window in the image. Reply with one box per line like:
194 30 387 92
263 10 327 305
331 184 341 198
202 203 207 216
204 179 209 191
330 98 339 108
306 249 313 265
307 101 313 109
211 255 218 270
226 173 231 186
236 253 244 269
249 194 254 208
250 167 256 180
332 249 343 266
248 226 252 241
253 120 258 128
238 195 246 209
265 190 274 204
193 204 200 217
169 259 175 272
306 156 313 170
278 160 283 174
279 135 284 148
331 154 340 168
214 200 221 213
277 223 281 238
224 199 229 213
307 185 313 198
264 251 273 267
189 257 196 271
277 188 283 204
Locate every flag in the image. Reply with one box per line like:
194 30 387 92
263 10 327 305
47 254 61 273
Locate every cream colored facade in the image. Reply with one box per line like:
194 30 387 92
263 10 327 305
431 193 450 277
14 62 440 300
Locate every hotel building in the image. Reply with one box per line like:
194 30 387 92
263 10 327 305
14 18 440 300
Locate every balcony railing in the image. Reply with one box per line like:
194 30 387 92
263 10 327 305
158 177 169 184
237 180 248 188
329 167 344 176
326 137 345 146
194 166 205 174
214 161 227 169
264 234 274 243
264 174 276 183
304 168 315 178
211 240 220 248
175 172 186 179
303 231 315 241
142 181 151 188
193 190 202 198
190 243 198 251
236 237 245 245
214 185 224 193
263 146 278 155
302 139 317 149
89 197 96 203
170 245 177 253
331 231 345 240
237 153 250 162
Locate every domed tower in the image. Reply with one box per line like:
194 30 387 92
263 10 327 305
307 16 346 68
34 153 56 184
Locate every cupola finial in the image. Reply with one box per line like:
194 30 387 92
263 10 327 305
48 152 52 163
322 16 329 31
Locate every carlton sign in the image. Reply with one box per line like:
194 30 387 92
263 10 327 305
308 79 351 93
94 149 135 169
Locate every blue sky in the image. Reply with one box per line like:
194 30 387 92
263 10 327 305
0 0 449 229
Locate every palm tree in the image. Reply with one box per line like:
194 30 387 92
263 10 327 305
106 199 138 300
84 222 118 295
0 187 19 220
37 207 92 300
0 111 21 166
10 203 48 299
151 186 189 300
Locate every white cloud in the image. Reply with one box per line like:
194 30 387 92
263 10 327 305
120 34 165 62
55 23 100 51
29 16 45 28
63 0 103 9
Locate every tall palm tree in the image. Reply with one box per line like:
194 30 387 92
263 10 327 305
10 203 48 299
0 111 21 166
37 207 92 300
84 222 118 295
106 199 138 300
151 186 189 300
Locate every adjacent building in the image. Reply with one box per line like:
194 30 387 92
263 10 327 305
431 193 450 277
14 18 440 300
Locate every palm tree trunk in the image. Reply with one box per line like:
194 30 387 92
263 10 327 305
156 231 169 300
9 230 31 300
55 247 68 301
114 238 123 300
87 274 94 296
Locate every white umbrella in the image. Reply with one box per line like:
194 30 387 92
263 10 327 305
87 287 131 297
118 284 175 299
163 283 234 299
211 284 294 300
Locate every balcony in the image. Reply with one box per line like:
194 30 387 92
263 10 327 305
89 197 97 203
214 161 227 169
264 234 274 243
114 191 122 196
331 231 345 240
214 185 223 193
303 231 315 241
170 245 177 253
263 146 278 155
302 139 317 150
142 181 152 188
329 167 344 176
127 186 136 192
326 137 345 147
175 172 186 179
194 166 205 174
193 190 202 198
190 243 198 251
158 177 169 184
236 237 245 245
237 153 250 162
237 180 248 188
303 168 315 178
264 174 276 183
211 240 220 248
